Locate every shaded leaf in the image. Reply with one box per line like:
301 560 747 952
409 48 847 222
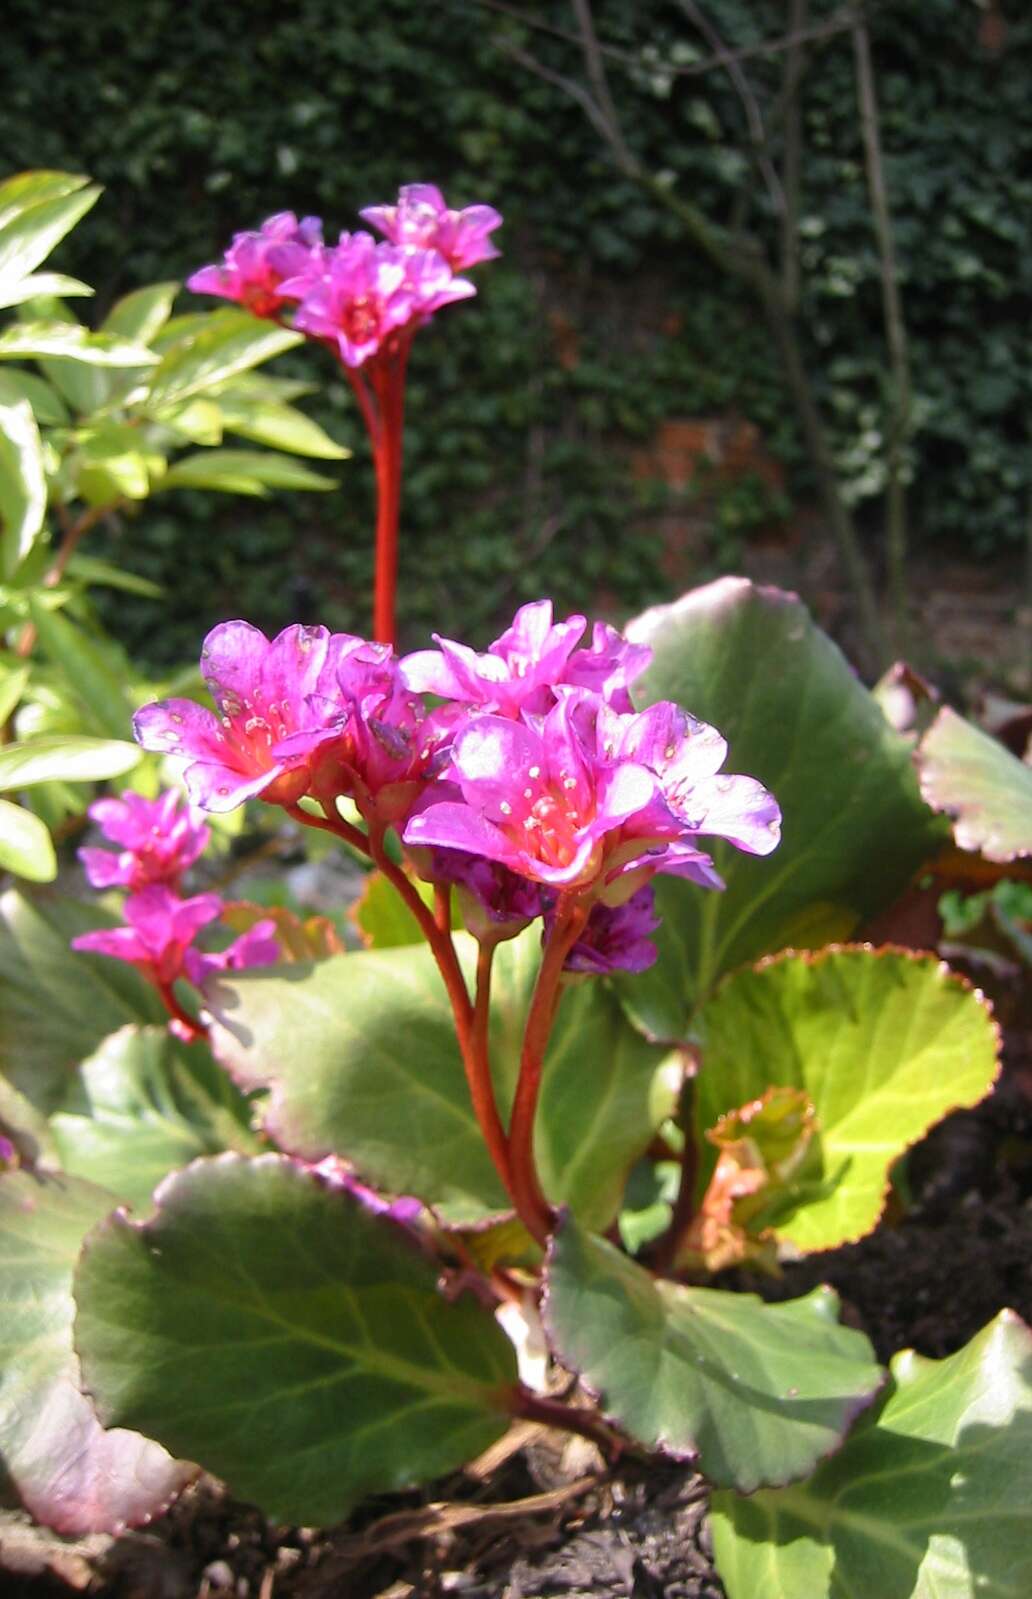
0 890 164 1113
26 599 134 737
51 1025 257 1210
621 580 947 1036
0 398 46 578
711 1311 1032 1599
918 706 1032 862
0 1169 193 1533
74 1154 517 1524
0 368 69 426
694 946 1000 1251
544 1214 883 1491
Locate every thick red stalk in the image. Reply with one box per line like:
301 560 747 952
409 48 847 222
507 897 590 1246
369 340 411 647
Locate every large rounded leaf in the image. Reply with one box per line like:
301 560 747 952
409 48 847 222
208 931 677 1227
621 580 947 1035
694 946 1000 1250
711 1310 1032 1599
0 1170 192 1533
544 1213 883 1492
917 705 1032 862
74 1155 518 1524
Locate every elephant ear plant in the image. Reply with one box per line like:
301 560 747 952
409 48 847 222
0 189 1028 1599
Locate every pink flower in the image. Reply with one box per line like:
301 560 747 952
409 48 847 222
71 886 223 988
184 919 281 989
187 212 323 318
79 789 209 891
133 621 366 813
286 233 474 368
361 183 502 271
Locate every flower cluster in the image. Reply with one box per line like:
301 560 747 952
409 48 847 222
133 602 780 976
72 788 279 1026
188 185 501 369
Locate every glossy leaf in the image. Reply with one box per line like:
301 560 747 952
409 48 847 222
621 580 947 1035
64 554 162 597
74 1154 518 1524
0 322 156 366
0 890 164 1113
0 271 93 306
0 797 56 881
694 947 999 1251
142 309 301 406
0 171 91 232
0 1169 192 1533
0 734 140 790
711 1310 1032 1599
215 393 350 458
160 448 336 495
51 1025 257 1210
209 931 677 1228
918 706 1032 862
0 397 46 578
101 281 178 345
0 183 100 307
544 1214 883 1491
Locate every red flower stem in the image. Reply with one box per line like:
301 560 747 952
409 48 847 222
157 981 206 1042
365 825 515 1205
507 896 590 1247
510 1388 633 1461
370 348 408 647
434 882 452 936
649 1075 700 1277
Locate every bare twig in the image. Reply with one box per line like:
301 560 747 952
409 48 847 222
780 0 807 310
853 12 912 651
674 0 785 216
570 0 634 171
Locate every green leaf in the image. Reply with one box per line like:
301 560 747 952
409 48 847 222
143 309 301 407
75 422 153 504
51 1025 256 1209
0 660 29 724
918 706 1032 862
0 398 46 578
101 282 178 345
159 448 336 495
0 171 91 232
0 271 93 306
64 554 162 597
0 1169 193 1532
0 890 164 1113
694 947 1000 1251
0 369 69 426
711 1311 1032 1599
352 868 433 947
0 734 140 789
209 931 677 1228
74 1154 518 1524
153 396 223 445
0 797 56 881
214 394 350 459
0 184 101 308
621 580 947 1035
0 322 156 367
26 599 134 737
544 1214 883 1491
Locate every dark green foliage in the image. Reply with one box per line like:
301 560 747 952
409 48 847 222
3 0 1030 660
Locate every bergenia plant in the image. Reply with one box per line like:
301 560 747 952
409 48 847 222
0 188 1027 1599
188 185 501 646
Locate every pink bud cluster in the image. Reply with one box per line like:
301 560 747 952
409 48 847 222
187 185 501 369
133 602 781 977
72 789 279 1021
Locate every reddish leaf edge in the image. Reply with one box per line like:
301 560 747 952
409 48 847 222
701 941 1002 1252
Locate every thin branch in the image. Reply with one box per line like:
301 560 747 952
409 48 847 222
570 0 634 172
460 0 861 84
853 13 912 651
780 0 807 310
674 0 785 216
500 36 620 157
